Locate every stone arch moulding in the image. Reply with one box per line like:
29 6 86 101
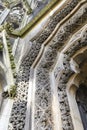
50 16 87 130
64 28 87 130
66 82 84 130
9 0 82 130
7 0 87 130
66 70 87 130
29 2 87 130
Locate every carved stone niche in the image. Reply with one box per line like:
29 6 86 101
67 79 84 130
67 70 87 130
67 51 87 130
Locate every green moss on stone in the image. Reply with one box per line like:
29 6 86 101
0 42 3 51
9 85 16 98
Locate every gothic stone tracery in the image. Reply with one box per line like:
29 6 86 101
0 0 87 130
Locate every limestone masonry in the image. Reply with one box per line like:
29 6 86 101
0 0 87 130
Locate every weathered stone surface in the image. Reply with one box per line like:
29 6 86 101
0 0 87 130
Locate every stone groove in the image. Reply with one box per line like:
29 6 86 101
54 26 87 130
32 0 79 44
8 1 83 130
34 3 87 130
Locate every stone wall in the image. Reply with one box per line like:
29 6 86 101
0 0 87 130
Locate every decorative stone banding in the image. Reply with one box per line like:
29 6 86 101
8 1 87 130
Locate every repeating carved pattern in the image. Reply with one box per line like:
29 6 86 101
56 28 87 130
33 0 79 44
34 3 87 130
8 1 87 130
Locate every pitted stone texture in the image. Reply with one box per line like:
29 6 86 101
8 1 85 130
34 3 87 130
35 66 53 129
8 42 41 130
55 29 87 130
33 0 79 44
9 100 26 130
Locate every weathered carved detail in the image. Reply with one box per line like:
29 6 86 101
33 3 87 130
54 28 87 130
8 1 80 129
34 0 79 44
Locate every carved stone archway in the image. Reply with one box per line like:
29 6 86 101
67 84 84 130
66 47 87 130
